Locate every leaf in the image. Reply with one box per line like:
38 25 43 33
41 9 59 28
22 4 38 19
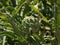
5 32 15 38
33 34 40 40
46 1 51 5
0 15 6 19
0 15 8 21
29 5 49 23
12 0 27 17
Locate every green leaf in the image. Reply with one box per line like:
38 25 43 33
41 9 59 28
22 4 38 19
46 1 51 5
12 0 27 17
29 5 49 23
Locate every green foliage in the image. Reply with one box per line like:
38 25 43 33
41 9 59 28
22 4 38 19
0 0 58 45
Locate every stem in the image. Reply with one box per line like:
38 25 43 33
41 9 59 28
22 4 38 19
2 36 6 45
